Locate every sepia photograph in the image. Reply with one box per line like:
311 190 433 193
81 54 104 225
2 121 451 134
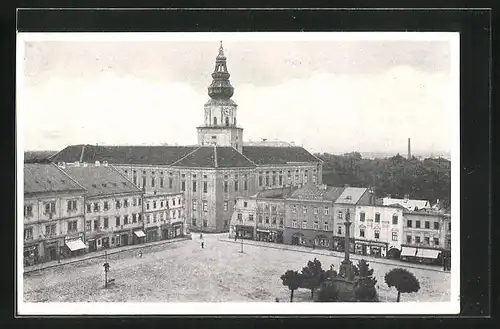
17 32 460 315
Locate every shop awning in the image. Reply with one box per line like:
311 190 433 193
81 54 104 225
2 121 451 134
400 247 417 257
134 230 146 238
65 239 86 251
416 248 441 259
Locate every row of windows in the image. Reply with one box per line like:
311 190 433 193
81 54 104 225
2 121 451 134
134 176 173 189
292 220 329 231
25 201 73 218
181 180 249 193
359 229 398 241
145 198 182 210
87 213 142 231
86 198 141 213
359 212 399 225
145 209 182 224
258 171 317 187
407 219 441 230
24 220 79 240
292 205 330 215
406 235 440 246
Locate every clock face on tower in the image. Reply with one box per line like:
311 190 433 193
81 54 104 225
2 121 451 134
222 108 231 116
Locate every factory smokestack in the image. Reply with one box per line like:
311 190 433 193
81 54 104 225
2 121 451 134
407 138 412 160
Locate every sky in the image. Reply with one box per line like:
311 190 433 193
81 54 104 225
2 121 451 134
19 33 457 155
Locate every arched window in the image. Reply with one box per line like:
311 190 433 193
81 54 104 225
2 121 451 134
225 116 229 126
213 117 217 125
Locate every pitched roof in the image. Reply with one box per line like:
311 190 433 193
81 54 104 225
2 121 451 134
255 186 298 199
334 187 368 205
171 146 256 168
289 185 345 201
242 146 320 165
62 165 142 197
50 145 198 165
24 164 86 195
380 197 431 211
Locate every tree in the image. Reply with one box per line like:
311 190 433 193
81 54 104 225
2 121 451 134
280 270 302 302
354 259 378 302
384 268 420 302
299 258 324 299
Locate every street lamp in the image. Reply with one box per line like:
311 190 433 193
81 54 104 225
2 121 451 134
103 250 110 288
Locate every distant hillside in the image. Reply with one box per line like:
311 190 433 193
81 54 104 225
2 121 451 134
315 152 451 209
24 151 57 163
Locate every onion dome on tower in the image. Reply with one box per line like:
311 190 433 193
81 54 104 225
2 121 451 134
208 41 234 99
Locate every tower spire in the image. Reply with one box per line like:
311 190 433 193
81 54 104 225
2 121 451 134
208 41 234 99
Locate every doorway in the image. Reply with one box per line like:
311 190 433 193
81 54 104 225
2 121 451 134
88 240 97 252
46 246 57 261
121 234 129 246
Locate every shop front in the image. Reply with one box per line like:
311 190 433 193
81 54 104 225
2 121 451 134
415 247 441 265
235 225 254 240
43 239 60 262
133 230 146 244
64 235 86 258
172 223 183 238
24 244 39 266
291 232 304 246
332 236 355 252
400 246 418 262
146 227 159 243
314 235 332 249
354 240 388 258
160 224 170 240
256 229 283 243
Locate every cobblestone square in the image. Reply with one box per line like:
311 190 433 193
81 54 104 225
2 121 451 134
23 234 450 303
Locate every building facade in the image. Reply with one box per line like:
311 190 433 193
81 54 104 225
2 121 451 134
333 187 372 252
144 191 186 242
23 164 87 265
284 185 344 249
352 204 405 258
61 162 145 252
49 43 322 233
399 210 451 264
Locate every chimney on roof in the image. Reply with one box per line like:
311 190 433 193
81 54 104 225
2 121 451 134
95 161 100 167
82 162 88 167
344 184 349 188
262 138 267 142
407 138 411 160
73 162 80 167
57 162 66 169
404 194 410 201
103 161 108 167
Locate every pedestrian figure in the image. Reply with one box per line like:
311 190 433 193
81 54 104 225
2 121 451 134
275 297 279 302
200 233 203 240
235 234 238 241
201 241 204 249
138 251 143 258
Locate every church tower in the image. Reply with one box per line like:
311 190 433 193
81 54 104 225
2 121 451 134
197 42 243 153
